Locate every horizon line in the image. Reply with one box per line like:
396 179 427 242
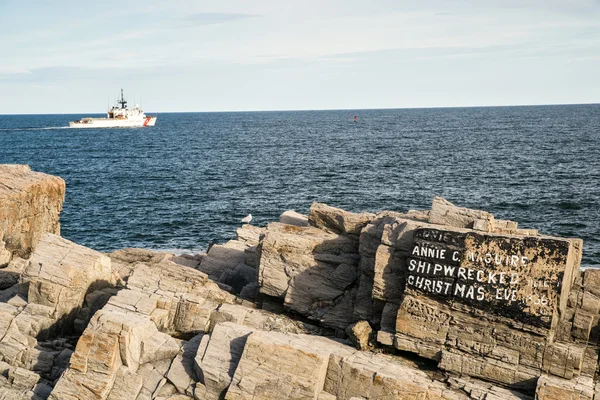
1 101 598 116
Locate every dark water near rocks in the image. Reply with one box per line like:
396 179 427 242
0 105 599 266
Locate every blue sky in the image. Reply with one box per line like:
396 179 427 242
0 0 599 113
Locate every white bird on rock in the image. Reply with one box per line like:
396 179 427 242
241 214 253 224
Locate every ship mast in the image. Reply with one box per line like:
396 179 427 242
118 88 127 109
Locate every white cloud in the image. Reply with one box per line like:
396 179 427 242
0 66 31 75
0 0 599 112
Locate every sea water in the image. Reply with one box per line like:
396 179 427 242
0 105 599 266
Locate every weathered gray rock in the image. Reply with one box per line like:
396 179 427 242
258 222 360 329
20 233 117 333
107 247 174 280
325 351 461 400
535 374 594 400
171 253 205 269
429 197 494 231
280 210 309 227
218 263 257 294
195 322 253 399
225 330 348 400
239 282 259 300
235 225 265 246
308 202 375 235
200 240 248 279
1 175 597 400
50 307 177 399
0 256 27 290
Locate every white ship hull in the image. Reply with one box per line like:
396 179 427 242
70 116 157 128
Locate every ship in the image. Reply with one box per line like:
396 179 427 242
69 89 157 128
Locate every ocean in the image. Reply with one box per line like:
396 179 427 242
0 105 599 266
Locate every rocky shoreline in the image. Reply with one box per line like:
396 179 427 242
0 164 598 399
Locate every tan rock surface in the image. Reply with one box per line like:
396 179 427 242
195 322 253 399
0 165 65 258
308 202 375 235
258 222 360 329
200 240 248 279
345 320 373 350
280 210 309 227
21 233 117 327
225 330 345 400
429 197 494 231
2 175 598 400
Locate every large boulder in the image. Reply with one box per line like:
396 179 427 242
0 165 65 258
258 222 360 329
20 233 117 333
392 224 584 389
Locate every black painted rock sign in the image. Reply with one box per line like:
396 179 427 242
405 228 578 329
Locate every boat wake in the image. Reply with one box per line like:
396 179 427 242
0 126 72 131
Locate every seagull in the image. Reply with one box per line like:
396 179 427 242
241 214 253 224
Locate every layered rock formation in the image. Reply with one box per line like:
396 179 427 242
0 165 65 260
1 164 598 400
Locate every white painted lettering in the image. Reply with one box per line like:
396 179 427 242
423 279 432 292
476 286 485 301
408 259 417 272
443 282 452 295
465 285 475 299
476 270 485 283
435 280 444 294
452 251 460 262
467 268 475 280
415 276 424 289
454 283 466 298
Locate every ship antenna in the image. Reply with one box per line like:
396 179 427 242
118 88 127 109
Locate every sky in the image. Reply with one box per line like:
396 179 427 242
0 0 599 113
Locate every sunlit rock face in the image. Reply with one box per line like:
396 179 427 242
0 165 65 260
2 165 599 400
